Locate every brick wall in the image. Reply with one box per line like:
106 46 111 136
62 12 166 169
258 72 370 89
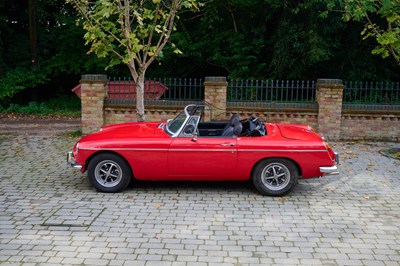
341 111 400 141
227 107 318 129
80 75 400 141
203 77 227 121
316 79 344 140
104 105 182 125
80 74 108 135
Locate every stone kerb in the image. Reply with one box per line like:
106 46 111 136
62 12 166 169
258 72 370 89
80 74 108 135
204 77 228 121
316 79 344 140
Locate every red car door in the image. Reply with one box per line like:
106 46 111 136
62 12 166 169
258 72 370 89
168 137 239 180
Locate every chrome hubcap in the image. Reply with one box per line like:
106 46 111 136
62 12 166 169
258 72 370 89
94 160 122 188
261 163 290 191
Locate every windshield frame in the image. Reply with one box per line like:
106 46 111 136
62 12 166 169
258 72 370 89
165 105 196 137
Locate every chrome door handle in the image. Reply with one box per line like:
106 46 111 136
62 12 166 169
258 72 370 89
221 143 235 147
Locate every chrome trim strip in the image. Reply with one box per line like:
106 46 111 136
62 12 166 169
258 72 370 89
80 148 169 151
238 149 328 153
170 149 234 152
81 148 233 152
80 148 328 153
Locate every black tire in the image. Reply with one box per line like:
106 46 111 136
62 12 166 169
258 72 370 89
87 153 132 193
252 158 299 197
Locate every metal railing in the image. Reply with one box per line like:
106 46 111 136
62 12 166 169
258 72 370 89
227 79 317 108
157 78 203 101
344 81 400 105
105 77 203 105
104 77 400 110
228 80 316 102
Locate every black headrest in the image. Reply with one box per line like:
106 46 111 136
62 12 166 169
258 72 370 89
233 121 243 135
230 115 239 125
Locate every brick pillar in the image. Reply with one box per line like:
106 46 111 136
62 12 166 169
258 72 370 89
204 77 228 121
316 79 344 140
80 74 108 135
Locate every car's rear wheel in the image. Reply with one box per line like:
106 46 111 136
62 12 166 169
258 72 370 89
252 158 299 196
88 153 132 193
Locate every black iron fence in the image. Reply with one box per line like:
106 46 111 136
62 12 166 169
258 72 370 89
227 79 316 102
343 81 400 105
106 77 203 104
105 77 399 109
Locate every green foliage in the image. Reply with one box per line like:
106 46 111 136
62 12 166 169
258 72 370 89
44 95 81 112
0 0 398 105
342 0 400 65
164 0 347 79
3 102 51 115
0 68 48 103
66 0 203 121
0 95 81 116
67 0 202 74
150 0 399 80
65 129 82 137
0 1 112 104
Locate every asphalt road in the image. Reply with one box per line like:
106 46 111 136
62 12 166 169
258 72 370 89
0 121 399 265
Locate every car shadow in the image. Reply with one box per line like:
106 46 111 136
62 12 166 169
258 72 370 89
126 179 256 194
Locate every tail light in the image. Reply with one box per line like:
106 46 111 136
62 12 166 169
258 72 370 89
324 142 337 163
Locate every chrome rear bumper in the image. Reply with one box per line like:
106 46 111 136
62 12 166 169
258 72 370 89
67 151 82 170
319 152 339 175
320 165 339 175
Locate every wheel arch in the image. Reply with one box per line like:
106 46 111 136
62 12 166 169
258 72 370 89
85 150 134 177
250 157 302 179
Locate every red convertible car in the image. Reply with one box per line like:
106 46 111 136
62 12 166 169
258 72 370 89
67 104 338 196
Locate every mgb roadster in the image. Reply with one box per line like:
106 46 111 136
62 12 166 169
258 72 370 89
67 104 338 196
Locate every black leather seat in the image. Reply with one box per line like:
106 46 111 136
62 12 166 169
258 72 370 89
221 114 243 137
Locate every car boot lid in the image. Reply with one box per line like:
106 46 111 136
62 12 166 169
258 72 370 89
277 124 322 141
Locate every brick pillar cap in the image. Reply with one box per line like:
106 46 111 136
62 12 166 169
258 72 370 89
205 77 226 82
81 74 108 82
316 79 343 85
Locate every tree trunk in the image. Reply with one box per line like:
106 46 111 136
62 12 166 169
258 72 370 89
128 65 147 122
135 73 146 122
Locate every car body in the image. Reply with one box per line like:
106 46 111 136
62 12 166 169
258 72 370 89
67 104 339 196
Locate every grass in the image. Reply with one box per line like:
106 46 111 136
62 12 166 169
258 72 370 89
380 148 400 160
0 95 81 117
65 129 82 137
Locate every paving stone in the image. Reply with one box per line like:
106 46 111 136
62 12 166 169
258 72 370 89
84 258 110 265
0 135 399 265
61 257 85 264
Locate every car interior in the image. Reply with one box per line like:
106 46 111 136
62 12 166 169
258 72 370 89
197 115 266 137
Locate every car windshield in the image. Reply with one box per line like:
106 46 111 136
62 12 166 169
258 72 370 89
165 106 194 135
166 111 187 135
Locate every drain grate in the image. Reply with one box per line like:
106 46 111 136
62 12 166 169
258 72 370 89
41 203 104 227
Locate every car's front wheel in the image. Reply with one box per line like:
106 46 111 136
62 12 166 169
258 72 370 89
252 158 299 196
87 153 132 193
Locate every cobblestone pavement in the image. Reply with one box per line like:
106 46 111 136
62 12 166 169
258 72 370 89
0 130 399 265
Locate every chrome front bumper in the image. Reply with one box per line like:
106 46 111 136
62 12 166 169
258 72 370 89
67 151 82 170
